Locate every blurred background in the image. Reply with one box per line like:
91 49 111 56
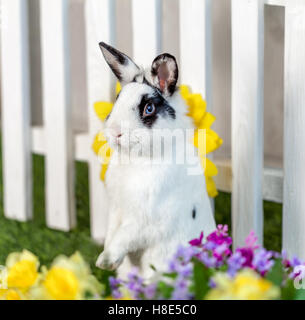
28 0 284 167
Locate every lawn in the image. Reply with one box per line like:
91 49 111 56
0 150 283 291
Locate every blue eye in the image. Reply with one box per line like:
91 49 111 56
143 103 156 117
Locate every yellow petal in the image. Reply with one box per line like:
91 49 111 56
202 158 218 177
44 267 80 300
187 95 207 126
197 112 216 130
7 260 38 290
92 132 108 155
116 82 122 95
98 144 113 164
206 176 218 198
100 163 109 181
180 85 191 100
94 102 113 122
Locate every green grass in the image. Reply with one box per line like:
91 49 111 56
0 141 282 289
0 153 113 293
214 192 282 252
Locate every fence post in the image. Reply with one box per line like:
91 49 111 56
0 0 32 221
85 0 116 243
131 0 162 65
231 0 264 247
40 0 75 230
283 3 305 260
179 0 212 108
179 0 214 212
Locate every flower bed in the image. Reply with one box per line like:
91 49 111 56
1 225 304 300
110 226 305 300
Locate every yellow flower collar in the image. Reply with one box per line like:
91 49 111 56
92 84 223 198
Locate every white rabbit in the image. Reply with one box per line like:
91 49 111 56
96 42 216 280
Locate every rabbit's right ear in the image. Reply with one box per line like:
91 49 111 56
99 42 141 85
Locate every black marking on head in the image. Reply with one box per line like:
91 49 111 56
99 42 127 65
192 207 196 220
99 42 140 84
138 89 176 128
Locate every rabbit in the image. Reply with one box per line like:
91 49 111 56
96 42 216 281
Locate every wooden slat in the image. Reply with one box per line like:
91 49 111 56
283 3 305 260
0 0 32 221
179 0 212 107
179 0 214 212
131 0 162 65
265 0 303 7
231 0 265 247
85 0 115 243
40 0 75 231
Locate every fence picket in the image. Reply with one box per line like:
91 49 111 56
85 0 116 243
231 0 264 247
283 3 305 260
179 0 212 107
0 0 32 221
40 0 75 231
131 0 162 65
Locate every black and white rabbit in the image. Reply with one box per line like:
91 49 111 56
96 42 216 280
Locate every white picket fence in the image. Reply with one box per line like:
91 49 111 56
1 0 305 258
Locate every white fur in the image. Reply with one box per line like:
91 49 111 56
96 50 216 280
96 86 215 280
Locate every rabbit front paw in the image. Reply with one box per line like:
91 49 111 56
96 250 124 271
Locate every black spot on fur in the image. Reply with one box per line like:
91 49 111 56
192 207 196 219
138 90 176 128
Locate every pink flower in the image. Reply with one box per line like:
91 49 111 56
189 232 204 247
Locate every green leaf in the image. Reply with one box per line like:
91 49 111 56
163 272 178 280
157 281 174 299
266 259 284 287
281 279 297 300
294 287 305 300
191 259 212 299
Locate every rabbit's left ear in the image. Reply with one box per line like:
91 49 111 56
151 54 179 97
99 42 141 86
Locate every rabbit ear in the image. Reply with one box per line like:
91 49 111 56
151 54 179 97
99 42 141 85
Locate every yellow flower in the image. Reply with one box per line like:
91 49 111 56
181 85 223 197
206 269 280 300
92 83 223 197
0 289 22 300
32 252 103 300
44 267 79 300
6 250 39 290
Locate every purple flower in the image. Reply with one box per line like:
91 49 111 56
244 231 260 250
143 284 157 300
206 225 232 248
174 245 198 263
198 251 218 268
126 268 145 299
236 248 254 268
189 232 204 247
235 230 260 268
171 276 192 300
252 248 274 275
227 251 246 277
109 276 123 299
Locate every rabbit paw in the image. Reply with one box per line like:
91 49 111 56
96 250 124 271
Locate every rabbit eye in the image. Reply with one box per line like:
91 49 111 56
143 103 156 117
